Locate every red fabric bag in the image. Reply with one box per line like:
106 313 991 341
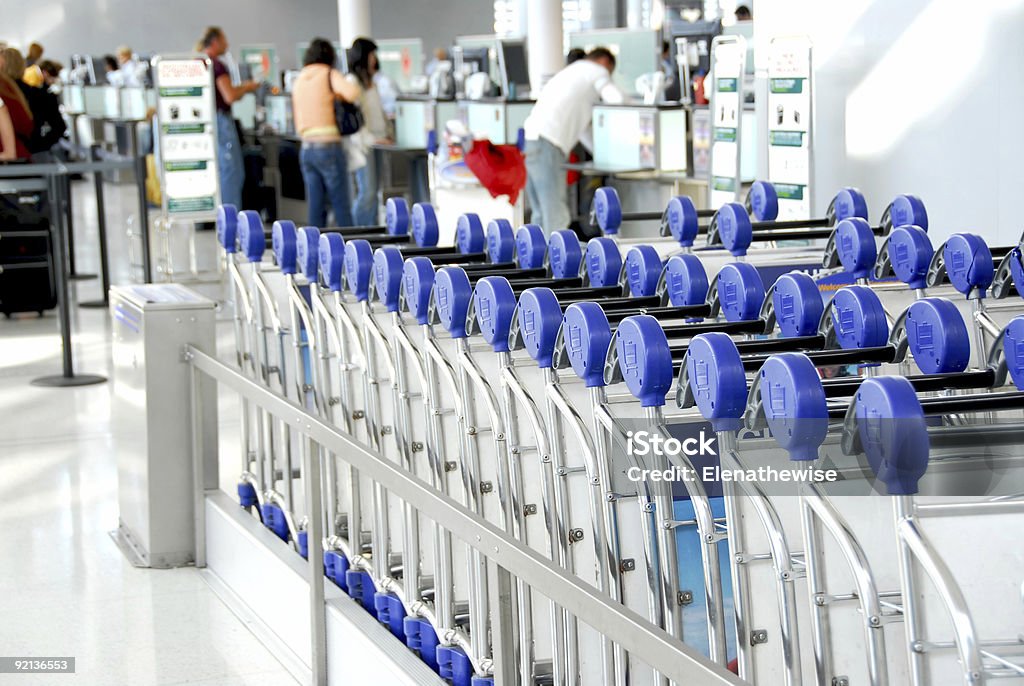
464 139 527 205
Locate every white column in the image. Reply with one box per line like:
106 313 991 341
527 0 564 92
338 0 371 50
625 0 646 28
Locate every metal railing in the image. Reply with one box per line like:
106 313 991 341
185 344 744 686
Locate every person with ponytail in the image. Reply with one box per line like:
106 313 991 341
345 37 391 226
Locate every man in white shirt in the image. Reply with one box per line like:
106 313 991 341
523 47 624 234
115 46 142 88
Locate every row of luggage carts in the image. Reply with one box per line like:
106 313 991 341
214 185 1024 686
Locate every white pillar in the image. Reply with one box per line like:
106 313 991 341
626 0 646 28
338 0 371 50
527 0 564 92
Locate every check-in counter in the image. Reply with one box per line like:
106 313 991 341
584 104 706 241
459 98 533 145
394 96 459 149
264 94 295 137
592 103 689 174
119 87 153 121
79 85 152 182
83 85 121 121
257 133 305 221
61 85 87 150
62 84 86 116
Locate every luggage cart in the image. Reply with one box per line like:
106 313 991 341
215 205 263 516
212 189 1023 686
234 210 301 547
337 215 543 681
676 288 1024 685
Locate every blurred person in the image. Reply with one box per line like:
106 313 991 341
0 48 26 84
661 40 681 101
115 45 142 87
199 26 260 209
25 43 43 66
347 37 392 226
425 47 448 77
735 4 752 21
0 94 17 161
375 70 398 118
2 47 64 156
38 60 63 87
0 49 35 159
0 56 33 160
660 41 674 81
23 43 45 87
22 64 44 88
103 54 119 84
566 48 586 65
292 38 361 227
523 47 623 233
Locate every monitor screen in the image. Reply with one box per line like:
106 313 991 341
499 41 530 98
460 47 490 77
90 56 107 85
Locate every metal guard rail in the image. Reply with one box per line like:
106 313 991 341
184 344 744 685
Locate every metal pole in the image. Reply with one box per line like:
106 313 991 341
31 170 106 387
55 173 72 376
305 432 328 686
64 171 96 281
80 145 112 308
191 360 208 568
134 136 153 283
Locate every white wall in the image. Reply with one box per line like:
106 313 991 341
755 0 1024 246
1 0 500 72
1 0 338 70
369 0 495 53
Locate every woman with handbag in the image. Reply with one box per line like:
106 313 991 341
291 38 362 227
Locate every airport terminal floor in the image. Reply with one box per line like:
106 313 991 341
0 182 299 686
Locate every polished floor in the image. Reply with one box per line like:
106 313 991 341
0 179 298 685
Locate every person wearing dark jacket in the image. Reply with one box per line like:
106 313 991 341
0 47 64 155
17 81 65 154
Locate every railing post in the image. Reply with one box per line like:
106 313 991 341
305 432 328 685
190 357 208 568
487 558 518 686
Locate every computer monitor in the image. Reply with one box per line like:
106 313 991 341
670 20 722 75
497 40 530 99
135 54 155 87
460 47 490 78
87 56 107 85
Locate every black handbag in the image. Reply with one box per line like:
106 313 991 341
328 68 363 136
